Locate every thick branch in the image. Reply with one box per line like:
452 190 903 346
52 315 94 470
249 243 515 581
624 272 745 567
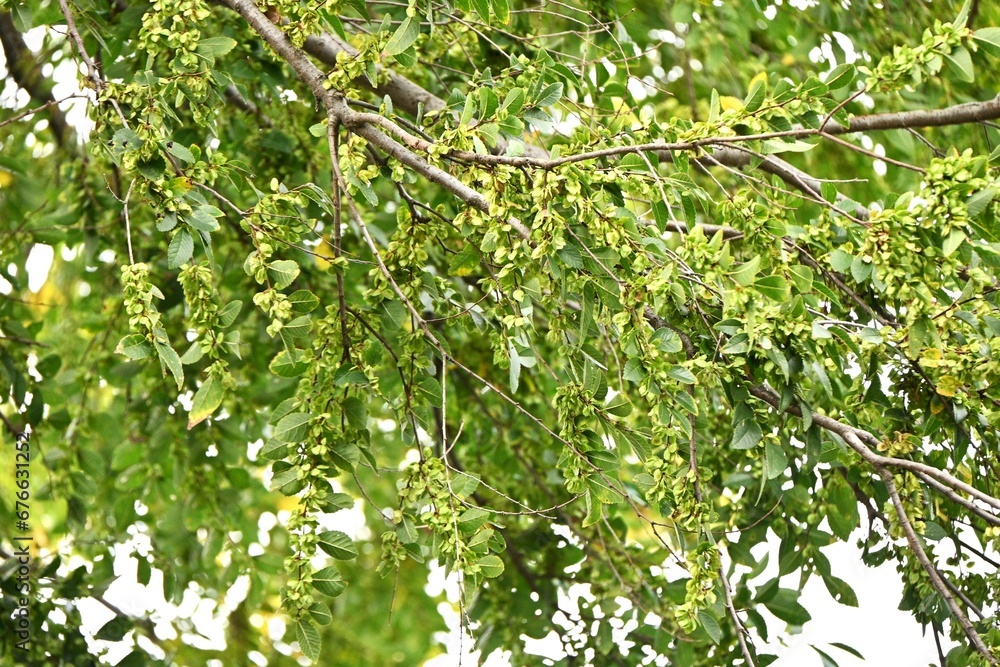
0 12 71 146
836 95 1000 135
303 33 448 115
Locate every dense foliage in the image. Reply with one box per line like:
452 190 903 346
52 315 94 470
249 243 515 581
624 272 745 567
2 0 1000 664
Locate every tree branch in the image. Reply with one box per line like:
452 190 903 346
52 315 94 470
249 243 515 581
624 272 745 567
0 12 71 146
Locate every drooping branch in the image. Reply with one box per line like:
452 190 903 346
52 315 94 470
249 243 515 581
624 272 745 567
748 385 998 664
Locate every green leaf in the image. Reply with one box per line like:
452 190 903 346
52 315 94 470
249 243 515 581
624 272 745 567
154 340 184 390
534 82 564 107
730 256 760 286
295 619 322 662
308 601 333 626
755 275 789 301
343 396 367 431
166 142 196 164
743 79 766 112
10 3 32 32
492 0 510 24
605 394 632 417
499 87 525 116
288 290 320 314
764 442 787 479
827 477 860 540
270 350 309 378
458 507 490 533
667 365 696 384
217 300 242 328
697 611 722 643
187 375 224 429
478 554 504 578
268 260 300 289
116 334 152 360
273 412 311 442
822 575 859 607
309 121 327 138
449 244 481 276
732 417 762 450
187 206 221 233
829 249 853 272
763 588 812 625
167 229 194 268
967 187 996 217
385 16 420 56
282 315 312 339
312 566 347 597
830 642 864 660
95 616 132 642
974 27 1000 58
944 45 974 83
317 530 358 560
197 36 237 58
824 63 856 90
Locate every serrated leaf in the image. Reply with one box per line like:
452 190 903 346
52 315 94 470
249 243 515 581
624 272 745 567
823 574 859 607
765 442 787 479
317 530 358 560
288 290 319 313
197 36 237 58
492 0 510 24
944 45 974 83
343 396 367 431
730 256 760 286
967 187 996 217
166 142 196 164
763 588 812 625
534 82 564 107
167 229 194 268
755 275 789 301
273 412 311 443
312 566 347 597
458 507 490 533
281 315 312 338
268 259 300 289
478 554 504 578
697 611 722 643
743 79 766 112
667 365 696 384
187 375 224 429
308 601 332 626
732 417 762 450
295 619 322 662
824 63 856 90
385 16 420 56
499 87 525 116
270 349 309 378
187 206 220 233
829 249 853 272
156 211 178 232
116 334 152 360
974 27 1000 58
218 300 242 328
154 340 184 390
10 3 32 32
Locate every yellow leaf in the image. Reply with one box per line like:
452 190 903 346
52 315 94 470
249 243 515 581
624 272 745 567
719 96 743 111
0 170 12 188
